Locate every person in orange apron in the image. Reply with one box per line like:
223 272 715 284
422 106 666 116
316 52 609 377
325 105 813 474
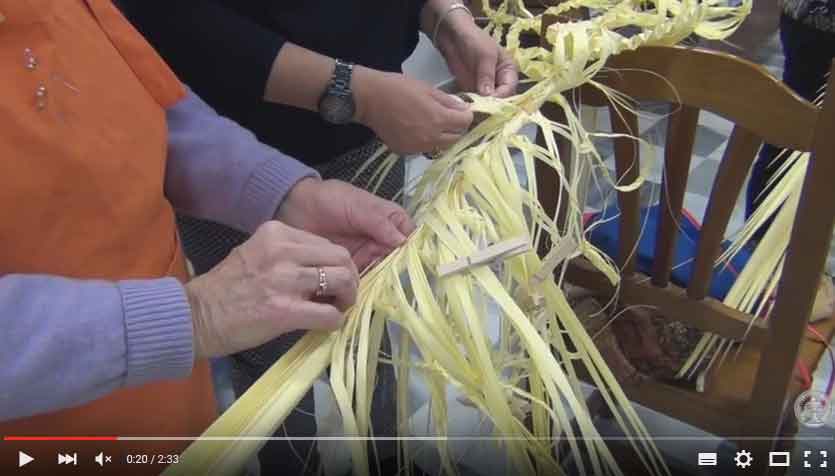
0 1 414 474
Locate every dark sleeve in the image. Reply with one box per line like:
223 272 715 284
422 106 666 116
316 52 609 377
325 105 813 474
118 0 285 101
413 0 429 14
413 0 429 25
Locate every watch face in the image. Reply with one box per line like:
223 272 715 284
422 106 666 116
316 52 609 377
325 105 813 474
319 92 355 125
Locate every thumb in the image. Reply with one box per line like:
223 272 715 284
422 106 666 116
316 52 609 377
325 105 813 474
351 241 392 272
476 52 498 96
351 195 412 248
432 90 470 111
371 208 412 248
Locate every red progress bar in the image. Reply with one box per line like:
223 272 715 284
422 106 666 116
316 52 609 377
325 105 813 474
4 436 118 441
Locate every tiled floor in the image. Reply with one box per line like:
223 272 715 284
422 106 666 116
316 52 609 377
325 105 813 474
585 100 750 234
585 30 785 230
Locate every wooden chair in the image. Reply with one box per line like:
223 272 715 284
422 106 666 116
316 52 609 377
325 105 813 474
535 33 835 476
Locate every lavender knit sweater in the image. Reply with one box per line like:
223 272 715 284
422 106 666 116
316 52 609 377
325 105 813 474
0 90 318 421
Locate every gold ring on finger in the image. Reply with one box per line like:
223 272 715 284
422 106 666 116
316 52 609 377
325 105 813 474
315 267 328 297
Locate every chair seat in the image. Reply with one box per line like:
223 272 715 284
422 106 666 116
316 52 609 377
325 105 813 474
705 310 835 407
615 311 835 438
568 256 835 437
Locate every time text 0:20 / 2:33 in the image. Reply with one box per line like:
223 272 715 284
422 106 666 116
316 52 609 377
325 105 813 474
125 453 180 465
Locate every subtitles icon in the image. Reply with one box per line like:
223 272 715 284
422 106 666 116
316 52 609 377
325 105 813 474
769 451 790 467
698 452 718 466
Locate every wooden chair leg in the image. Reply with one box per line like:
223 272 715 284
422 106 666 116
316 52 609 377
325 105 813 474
776 410 799 454
769 412 799 476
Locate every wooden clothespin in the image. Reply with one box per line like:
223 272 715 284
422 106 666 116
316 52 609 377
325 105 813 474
438 236 531 278
532 235 579 286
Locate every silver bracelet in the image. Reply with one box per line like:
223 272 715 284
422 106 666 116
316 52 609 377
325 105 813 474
431 2 474 46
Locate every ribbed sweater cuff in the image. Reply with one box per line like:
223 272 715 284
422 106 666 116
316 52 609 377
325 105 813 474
237 155 320 233
118 278 195 387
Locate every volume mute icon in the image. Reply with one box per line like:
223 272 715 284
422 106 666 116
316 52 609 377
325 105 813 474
58 452 78 465
95 452 112 466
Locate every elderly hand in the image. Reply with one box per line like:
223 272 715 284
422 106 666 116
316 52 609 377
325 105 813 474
186 221 358 359
276 178 416 271
434 7 518 98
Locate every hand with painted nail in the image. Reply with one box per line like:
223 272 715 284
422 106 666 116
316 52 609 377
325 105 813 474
275 177 416 270
433 7 519 98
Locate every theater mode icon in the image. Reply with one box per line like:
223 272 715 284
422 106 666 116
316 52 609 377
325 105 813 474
769 451 791 467
698 452 718 466
58 452 78 465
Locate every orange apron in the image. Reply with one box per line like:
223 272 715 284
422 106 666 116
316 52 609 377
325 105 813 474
0 1 216 474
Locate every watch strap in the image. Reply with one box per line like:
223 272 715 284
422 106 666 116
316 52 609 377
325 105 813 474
331 59 354 93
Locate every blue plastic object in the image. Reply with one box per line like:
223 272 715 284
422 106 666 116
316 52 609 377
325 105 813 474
585 204 754 301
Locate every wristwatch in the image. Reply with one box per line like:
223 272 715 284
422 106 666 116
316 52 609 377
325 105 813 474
318 59 356 125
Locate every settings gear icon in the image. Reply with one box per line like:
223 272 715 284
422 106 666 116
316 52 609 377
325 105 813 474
735 450 753 468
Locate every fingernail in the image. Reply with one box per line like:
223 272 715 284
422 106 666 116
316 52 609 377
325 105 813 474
392 232 407 246
448 94 468 110
481 84 493 95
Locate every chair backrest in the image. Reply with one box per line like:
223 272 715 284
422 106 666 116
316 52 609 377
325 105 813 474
580 47 820 290
553 43 835 438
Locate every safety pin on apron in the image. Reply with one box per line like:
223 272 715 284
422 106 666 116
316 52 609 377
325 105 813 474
23 48 80 118
24 48 38 70
35 82 48 110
